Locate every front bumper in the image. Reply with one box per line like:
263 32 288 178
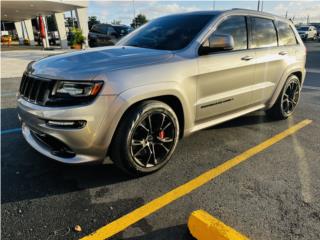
17 95 118 164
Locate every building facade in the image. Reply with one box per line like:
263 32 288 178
1 0 89 48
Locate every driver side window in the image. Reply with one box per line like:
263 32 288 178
207 16 248 51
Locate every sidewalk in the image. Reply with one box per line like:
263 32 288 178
1 49 75 78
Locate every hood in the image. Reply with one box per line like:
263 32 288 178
30 46 174 80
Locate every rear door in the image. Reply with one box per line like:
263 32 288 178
196 16 256 121
249 17 290 104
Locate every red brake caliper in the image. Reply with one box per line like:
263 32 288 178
159 130 165 139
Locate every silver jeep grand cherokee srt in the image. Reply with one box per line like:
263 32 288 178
17 9 306 175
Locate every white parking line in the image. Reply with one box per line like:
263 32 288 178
1 92 17 97
307 68 320 74
303 85 320 91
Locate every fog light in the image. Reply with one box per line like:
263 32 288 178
46 120 86 128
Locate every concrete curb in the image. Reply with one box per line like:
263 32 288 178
188 210 249 240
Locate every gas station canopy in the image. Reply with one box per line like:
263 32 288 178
2 0 88 22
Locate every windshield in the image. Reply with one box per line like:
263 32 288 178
118 14 216 51
298 27 309 31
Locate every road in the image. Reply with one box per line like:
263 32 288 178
1 42 320 240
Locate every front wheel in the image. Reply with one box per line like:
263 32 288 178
110 100 180 176
266 75 301 120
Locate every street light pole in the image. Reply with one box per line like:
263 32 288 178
132 0 136 28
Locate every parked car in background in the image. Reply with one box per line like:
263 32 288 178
297 25 317 40
17 10 306 176
88 24 132 47
48 31 60 45
34 31 60 46
310 23 320 36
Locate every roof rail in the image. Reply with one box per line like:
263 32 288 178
231 8 254 10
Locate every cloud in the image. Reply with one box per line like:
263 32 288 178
138 2 200 19
271 1 320 22
88 1 320 25
89 1 200 24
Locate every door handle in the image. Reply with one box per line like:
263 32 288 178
279 51 288 56
241 56 253 61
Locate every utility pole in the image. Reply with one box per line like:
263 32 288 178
307 15 310 24
70 10 74 28
261 0 264 11
285 11 288 19
132 0 136 28
257 0 260 11
212 0 215 10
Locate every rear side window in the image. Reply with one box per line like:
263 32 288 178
215 16 247 50
276 21 297 46
92 25 108 34
91 25 99 32
107 27 117 35
251 17 277 48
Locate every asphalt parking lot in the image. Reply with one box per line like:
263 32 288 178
1 42 320 240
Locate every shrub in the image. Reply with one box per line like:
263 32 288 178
70 28 85 45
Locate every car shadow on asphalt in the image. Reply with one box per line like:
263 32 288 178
209 111 277 130
1 108 277 205
1 108 132 204
119 224 194 240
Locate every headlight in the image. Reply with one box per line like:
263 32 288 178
46 81 104 107
26 61 35 73
52 81 103 97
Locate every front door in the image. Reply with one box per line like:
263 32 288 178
196 15 256 121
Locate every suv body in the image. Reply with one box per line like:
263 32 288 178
297 25 317 40
88 24 132 47
17 10 306 175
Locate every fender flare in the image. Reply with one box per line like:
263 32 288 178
102 82 194 154
266 65 306 109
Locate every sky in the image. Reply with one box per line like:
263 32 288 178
87 0 320 25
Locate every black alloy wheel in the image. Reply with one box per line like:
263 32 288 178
281 78 301 116
266 75 301 120
129 111 176 168
110 100 179 176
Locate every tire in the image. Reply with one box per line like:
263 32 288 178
110 100 180 176
266 75 301 120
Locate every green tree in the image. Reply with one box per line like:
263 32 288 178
88 16 100 29
131 14 148 28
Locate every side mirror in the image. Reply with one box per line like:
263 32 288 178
199 34 234 55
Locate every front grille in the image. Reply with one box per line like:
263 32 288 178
19 73 55 105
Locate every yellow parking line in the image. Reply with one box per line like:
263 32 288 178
188 210 249 240
81 119 312 240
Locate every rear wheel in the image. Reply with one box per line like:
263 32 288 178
110 100 179 176
266 75 301 120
